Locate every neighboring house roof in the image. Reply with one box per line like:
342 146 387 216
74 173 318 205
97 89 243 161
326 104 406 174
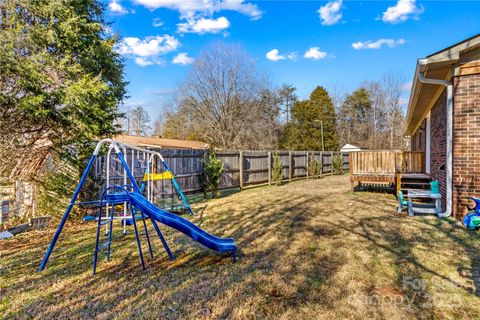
114 135 209 150
9 139 53 181
405 34 480 136
340 144 362 152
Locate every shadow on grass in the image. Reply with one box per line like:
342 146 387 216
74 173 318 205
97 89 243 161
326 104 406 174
4 188 349 319
3 175 480 319
353 183 396 194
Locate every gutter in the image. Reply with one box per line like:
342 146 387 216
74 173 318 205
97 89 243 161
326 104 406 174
417 59 453 218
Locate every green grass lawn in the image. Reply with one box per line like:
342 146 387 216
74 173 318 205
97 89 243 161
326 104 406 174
2 174 480 319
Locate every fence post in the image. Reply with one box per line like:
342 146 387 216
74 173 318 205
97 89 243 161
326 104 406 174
331 151 334 174
319 152 323 178
306 151 309 179
288 151 292 182
239 151 244 191
268 151 272 185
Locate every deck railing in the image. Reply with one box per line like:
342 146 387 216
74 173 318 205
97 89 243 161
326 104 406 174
350 151 425 176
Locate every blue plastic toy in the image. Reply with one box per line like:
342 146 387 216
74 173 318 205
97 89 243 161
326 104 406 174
430 180 440 195
463 197 480 230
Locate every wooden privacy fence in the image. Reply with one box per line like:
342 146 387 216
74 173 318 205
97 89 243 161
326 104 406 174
95 150 350 195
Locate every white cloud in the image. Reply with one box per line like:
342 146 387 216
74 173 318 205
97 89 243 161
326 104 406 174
134 0 262 20
266 49 297 62
109 0 129 14
117 35 180 57
381 0 424 24
304 47 328 60
266 49 284 62
215 0 262 20
152 17 164 27
117 35 180 67
134 57 164 67
318 0 343 26
286 52 298 61
177 16 230 34
352 38 406 50
172 52 195 65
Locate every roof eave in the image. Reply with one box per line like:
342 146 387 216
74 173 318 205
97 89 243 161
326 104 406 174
404 36 480 135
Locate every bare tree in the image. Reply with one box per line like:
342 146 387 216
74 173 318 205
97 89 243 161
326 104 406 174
362 80 386 149
125 106 151 136
382 72 405 150
336 72 406 151
328 83 347 112
162 110 194 140
174 42 280 149
279 84 297 123
152 114 163 137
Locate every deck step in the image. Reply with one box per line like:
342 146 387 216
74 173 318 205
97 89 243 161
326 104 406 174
402 185 430 189
398 173 431 198
402 187 429 191
400 182 430 189
401 188 432 195
401 178 431 182
401 182 431 186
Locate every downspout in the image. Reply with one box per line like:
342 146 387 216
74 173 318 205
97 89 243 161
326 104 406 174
417 63 453 218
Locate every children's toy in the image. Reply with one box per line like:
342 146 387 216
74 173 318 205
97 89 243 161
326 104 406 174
463 197 480 230
430 180 440 195
397 191 408 213
38 139 236 274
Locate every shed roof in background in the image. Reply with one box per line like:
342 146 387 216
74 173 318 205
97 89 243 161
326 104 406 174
340 144 363 152
9 139 53 181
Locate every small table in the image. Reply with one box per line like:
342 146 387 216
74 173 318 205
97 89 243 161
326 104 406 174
407 190 442 217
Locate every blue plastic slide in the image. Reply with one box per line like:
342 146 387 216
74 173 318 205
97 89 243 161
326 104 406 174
128 192 237 253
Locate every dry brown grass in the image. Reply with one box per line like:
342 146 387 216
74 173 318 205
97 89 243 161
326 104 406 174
2 174 480 319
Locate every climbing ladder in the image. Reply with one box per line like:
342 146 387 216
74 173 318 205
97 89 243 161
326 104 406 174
91 186 157 274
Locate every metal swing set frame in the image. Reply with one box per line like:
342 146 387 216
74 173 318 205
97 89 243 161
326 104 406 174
38 139 192 274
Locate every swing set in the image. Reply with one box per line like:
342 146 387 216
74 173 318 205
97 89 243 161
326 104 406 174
38 139 237 274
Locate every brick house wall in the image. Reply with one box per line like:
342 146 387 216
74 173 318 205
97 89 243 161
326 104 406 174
430 90 447 211
411 73 480 217
452 73 480 217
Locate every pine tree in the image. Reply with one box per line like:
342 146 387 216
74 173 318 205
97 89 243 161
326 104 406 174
310 86 339 151
271 153 284 185
337 88 372 148
202 150 224 198
0 0 126 172
280 86 339 151
307 153 321 177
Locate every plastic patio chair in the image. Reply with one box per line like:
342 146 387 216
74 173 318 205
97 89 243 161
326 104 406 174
430 180 439 195
397 191 408 213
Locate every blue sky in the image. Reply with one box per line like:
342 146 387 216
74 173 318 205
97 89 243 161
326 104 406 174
105 1 480 120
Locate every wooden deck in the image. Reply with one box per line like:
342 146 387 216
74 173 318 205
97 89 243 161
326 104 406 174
349 151 426 192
